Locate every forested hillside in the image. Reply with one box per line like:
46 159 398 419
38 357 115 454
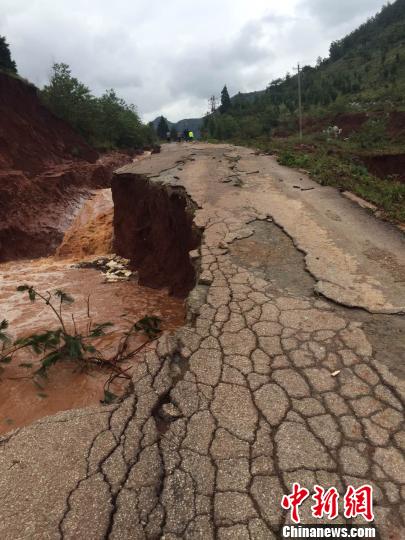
2 36 156 152
41 63 156 151
203 0 405 222
205 0 405 140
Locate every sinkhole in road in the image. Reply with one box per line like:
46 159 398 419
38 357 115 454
229 219 405 379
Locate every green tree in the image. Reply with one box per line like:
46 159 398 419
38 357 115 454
220 85 232 114
41 63 97 139
97 89 125 145
41 63 155 150
157 116 169 139
0 36 17 73
97 89 144 148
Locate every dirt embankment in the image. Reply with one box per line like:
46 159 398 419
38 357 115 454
0 72 98 172
362 153 405 183
112 173 201 297
0 154 131 262
274 112 369 138
0 73 133 261
276 110 405 139
299 112 368 136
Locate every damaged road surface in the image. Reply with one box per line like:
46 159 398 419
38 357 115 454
1 143 405 539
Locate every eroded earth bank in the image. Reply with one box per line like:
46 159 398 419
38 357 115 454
0 143 405 539
0 73 184 435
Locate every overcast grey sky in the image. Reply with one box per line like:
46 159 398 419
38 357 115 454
1 0 386 122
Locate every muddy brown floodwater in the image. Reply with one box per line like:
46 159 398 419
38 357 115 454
56 189 115 259
0 187 185 435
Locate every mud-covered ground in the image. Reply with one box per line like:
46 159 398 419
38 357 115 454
0 179 185 434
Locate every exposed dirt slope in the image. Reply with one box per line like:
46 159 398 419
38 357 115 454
112 173 201 297
0 153 130 262
276 111 405 140
0 73 130 261
363 153 405 183
0 72 97 173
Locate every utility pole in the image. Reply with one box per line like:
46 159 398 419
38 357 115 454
209 95 217 113
295 63 303 141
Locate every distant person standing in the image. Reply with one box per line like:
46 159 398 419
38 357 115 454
183 128 189 141
189 130 194 142
166 130 171 142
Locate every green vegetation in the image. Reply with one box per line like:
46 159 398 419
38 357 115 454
204 0 405 140
156 115 170 139
41 63 156 151
220 85 231 114
266 136 405 222
0 286 162 403
0 36 17 74
1 36 155 151
202 0 405 222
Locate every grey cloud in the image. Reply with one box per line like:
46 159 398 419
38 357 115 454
167 16 278 102
299 0 385 27
0 0 388 122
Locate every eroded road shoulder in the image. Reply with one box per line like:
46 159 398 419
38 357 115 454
0 143 404 539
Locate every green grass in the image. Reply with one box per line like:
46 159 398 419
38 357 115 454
261 136 405 223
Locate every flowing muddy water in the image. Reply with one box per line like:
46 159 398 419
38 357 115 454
0 187 185 435
56 189 115 258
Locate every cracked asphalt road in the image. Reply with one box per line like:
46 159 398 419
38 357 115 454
0 143 404 539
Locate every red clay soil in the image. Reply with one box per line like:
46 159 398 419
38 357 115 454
274 112 369 138
273 110 405 140
362 153 405 183
387 111 405 139
0 72 98 174
112 174 201 297
0 154 132 262
0 72 132 261
303 112 368 135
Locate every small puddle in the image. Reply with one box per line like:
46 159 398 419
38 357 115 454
0 187 185 434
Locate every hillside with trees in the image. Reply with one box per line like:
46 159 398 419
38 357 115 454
202 0 405 222
204 0 405 140
41 63 156 151
1 38 155 152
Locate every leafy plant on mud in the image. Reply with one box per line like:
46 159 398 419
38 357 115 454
0 286 162 403
0 319 12 365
